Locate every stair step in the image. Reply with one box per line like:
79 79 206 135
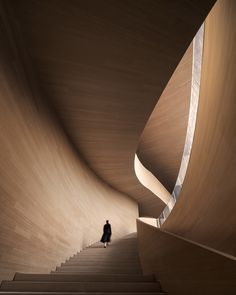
0 281 161 292
83 244 137 247
65 258 140 266
13 273 155 282
62 261 141 266
0 292 166 295
80 249 138 251
74 249 138 253
72 255 139 260
51 271 143 275
56 265 142 270
52 273 143 276
69 255 139 260
69 254 139 258
55 267 142 274
56 264 141 272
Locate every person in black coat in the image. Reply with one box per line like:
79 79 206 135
100 220 112 248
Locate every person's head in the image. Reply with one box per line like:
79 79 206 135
106 220 109 224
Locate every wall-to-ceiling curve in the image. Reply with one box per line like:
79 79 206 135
0 3 138 281
7 0 216 217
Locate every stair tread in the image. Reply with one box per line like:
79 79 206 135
52 272 143 275
0 292 166 295
1 281 161 292
2 282 159 286
14 273 155 282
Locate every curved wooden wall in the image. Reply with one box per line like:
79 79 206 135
0 6 138 282
7 0 215 217
137 220 236 295
137 43 193 193
163 0 236 257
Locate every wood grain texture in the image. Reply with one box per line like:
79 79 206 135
7 0 215 216
137 43 193 193
0 5 138 282
137 219 236 295
163 0 236 256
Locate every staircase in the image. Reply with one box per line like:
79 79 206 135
0 233 166 294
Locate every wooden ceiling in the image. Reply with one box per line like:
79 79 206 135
7 0 215 217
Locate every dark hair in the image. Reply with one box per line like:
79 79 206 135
106 220 109 223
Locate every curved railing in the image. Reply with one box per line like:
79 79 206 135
134 154 171 205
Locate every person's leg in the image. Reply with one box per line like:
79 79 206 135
104 242 107 248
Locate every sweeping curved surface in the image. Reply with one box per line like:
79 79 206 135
134 155 171 204
137 43 193 193
8 0 215 217
163 0 236 256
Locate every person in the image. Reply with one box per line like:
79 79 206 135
100 220 112 248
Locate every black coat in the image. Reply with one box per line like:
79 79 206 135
100 223 112 243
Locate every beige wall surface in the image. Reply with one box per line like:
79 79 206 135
163 0 236 257
0 7 138 281
137 220 236 295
